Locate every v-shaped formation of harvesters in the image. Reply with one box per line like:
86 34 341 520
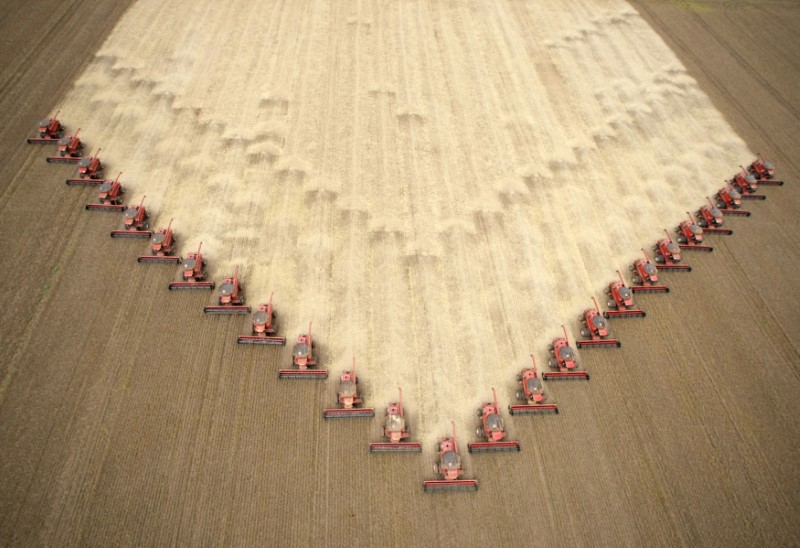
31 114 785 494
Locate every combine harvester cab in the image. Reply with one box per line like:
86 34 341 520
675 213 713 253
111 196 152 239
695 198 733 235
629 249 669 294
27 111 63 143
576 297 621 348
237 294 286 345
731 169 765 201
510 355 559 414
323 358 374 418
85 173 125 212
543 325 590 380
747 154 783 185
468 388 520 453
279 322 327 379
715 184 750 217
204 267 250 314
47 129 84 162
424 422 478 493
370 387 422 452
138 219 181 264
653 230 692 272
168 242 215 290
604 271 646 319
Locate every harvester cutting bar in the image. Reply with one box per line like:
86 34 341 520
168 281 215 291
656 264 692 272
323 407 375 419
508 403 559 415
740 194 766 201
631 285 669 294
278 369 328 380
66 178 105 186
703 227 733 235
542 371 590 381
467 440 520 453
110 230 152 239
604 309 646 318
27 137 60 144
576 338 621 348
369 442 422 453
678 244 713 253
719 208 750 217
46 156 84 164
237 335 286 345
753 179 783 186
138 255 182 264
423 479 478 493
203 305 251 315
85 203 125 212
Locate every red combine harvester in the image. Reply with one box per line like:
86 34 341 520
543 325 590 380
747 154 783 185
510 355 558 414
714 184 750 217
675 212 713 253
731 169 765 201
323 358 375 418
66 148 103 185
423 422 478 493
168 242 215 290
138 219 181 264
604 271 646 318
370 387 422 452
204 266 251 314
468 388 520 453
279 322 328 379
85 173 125 211
47 129 84 163
237 294 287 345
110 196 151 238
653 230 692 272
27 112 63 143
630 249 669 293
576 297 621 348
695 198 733 235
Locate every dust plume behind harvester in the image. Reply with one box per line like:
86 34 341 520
604 271 646 319
695 198 733 235
138 219 181 264
543 325 590 380
468 388 520 453
747 153 784 185
237 294 286 345
27 111 63 144
110 195 151 238
85 173 125 212
510 355 558 414
323 358 374 419
675 212 713 253
629 249 669 294
576 297 621 348
204 266 250 314
168 242 215 290
424 422 478 493
46 129 84 163
370 387 422 452
653 230 692 272
279 322 327 379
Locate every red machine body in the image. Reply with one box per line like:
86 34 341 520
695 198 733 235
604 271 646 318
576 297 621 348
323 359 375 418
280 322 327 379
27 112 63 143
653 230 692 272
238 295 287 345
630 249 669 293
204 266 250 314
111 195 151 238
370 387 422 452
85 173 125 211
676 212 713 253
47 129 84 162
543 325 590 380
138 219 181 264
747 154 783 185
423 422 478 493
510 355 559 414
715 184 750 216
169 242 215 290
469 388 520 452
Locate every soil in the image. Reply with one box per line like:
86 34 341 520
0 0 797 546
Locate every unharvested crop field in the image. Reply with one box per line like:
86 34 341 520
0 0 798 546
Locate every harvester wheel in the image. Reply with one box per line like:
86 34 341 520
515 390 524 401
548 358 556 368
547 344 553 352
476 427 483 437
632 276 641 285
580 329 589 337
607 300 615 308
628 264 634 271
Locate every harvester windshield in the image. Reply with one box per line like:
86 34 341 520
561 347 574 361
340 380 356 397
386 414 405 432
293 342 309 358
486 414 504 433
441 451 460 470
526 377 543 394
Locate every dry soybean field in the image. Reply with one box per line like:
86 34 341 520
0 0 798 546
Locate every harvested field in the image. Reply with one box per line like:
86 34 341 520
0 0 798 546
